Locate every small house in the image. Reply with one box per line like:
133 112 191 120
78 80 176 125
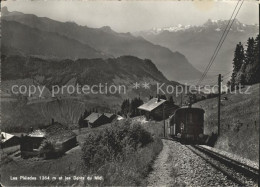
138 98 179 121
44 122 77 154
20 122 77 158
84 112 110 128
0 132 20 148
20 129 46 158
104 113 117 122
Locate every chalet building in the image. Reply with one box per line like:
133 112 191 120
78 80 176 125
138 98 179 121
20 122 77 158
0 132 20 148
104 113 117 122
20 130 46 158
84 112 110 128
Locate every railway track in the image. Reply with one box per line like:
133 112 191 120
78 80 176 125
186 144 259 186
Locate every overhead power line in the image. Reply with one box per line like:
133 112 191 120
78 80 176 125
197 0 242 85
197 0 244 86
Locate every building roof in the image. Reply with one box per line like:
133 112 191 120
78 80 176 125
28 129 46 138
138 98 166 112
45 122 76 142
1 132 16 143
175 107 205 113
84 112 104 123
116 115 124 121
104 113 116 118
27 123 76 142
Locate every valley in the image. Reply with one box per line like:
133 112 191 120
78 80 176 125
136 19 259 81
0 2 259 186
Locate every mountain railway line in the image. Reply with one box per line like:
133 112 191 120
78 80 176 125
185 144 259 186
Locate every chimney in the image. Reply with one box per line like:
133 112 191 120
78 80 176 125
157 97 160 102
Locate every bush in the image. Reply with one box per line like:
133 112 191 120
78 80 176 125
99 137 163 186
81 120 154 171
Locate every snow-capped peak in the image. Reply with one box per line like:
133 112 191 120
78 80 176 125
149 24 194 34
135 19 257 36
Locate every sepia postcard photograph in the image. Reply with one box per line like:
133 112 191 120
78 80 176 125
0 0 259 186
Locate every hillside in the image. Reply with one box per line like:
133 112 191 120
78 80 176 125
136 19 259 78
1 55 170 86
1 55 182 132
2 20 109 59
2 7 201 81
193 84 259 162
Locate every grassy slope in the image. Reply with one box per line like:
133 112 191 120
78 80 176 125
1 95 122 132
1 147 84 186
1 120 163 186
193 84 259 162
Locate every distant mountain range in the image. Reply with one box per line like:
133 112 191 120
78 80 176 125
2 55 171 88
135 19 259 78
1 55 181 130
1 7 202 81
136 19 258 35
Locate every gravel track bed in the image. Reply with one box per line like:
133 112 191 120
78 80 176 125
146 139 238 186
187 145 258 186
200 145 259 170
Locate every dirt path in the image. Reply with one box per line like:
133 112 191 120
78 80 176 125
146 139 177 186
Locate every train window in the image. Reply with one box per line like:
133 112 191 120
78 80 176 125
181 123 185 131
188 113 193 123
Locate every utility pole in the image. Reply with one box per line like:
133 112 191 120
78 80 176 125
163 102 165 138
180 93 183 107
218 74 221 136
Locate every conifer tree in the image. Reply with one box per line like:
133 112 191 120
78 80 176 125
168 96 175 104
233 42 244 72
245 38 255 65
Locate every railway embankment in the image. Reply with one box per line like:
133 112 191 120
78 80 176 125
146 139 237 186
193 84 259 162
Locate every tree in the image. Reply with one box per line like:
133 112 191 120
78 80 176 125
240 74 246 85
254 35 259 63
243 36 259 84
168 96 175 105
83 109 90 118
78 114 85 128
233 42 244 72
121 99 130 117
120 97 143 117
230 72 236 91
230 36 260 86
158 94 167 100
230 42 245 89
253 35 260 83
245 38 255 65
130 97 143 117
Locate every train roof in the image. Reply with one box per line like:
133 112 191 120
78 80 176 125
138 98 166 112
175 107 205 113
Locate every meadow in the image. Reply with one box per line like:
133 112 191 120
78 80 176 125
1 119 164 186
194 84 259 162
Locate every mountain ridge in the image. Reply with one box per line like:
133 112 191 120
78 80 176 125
135 19 259 77
2 7 202 81
135 19 258 35
2 20 110 59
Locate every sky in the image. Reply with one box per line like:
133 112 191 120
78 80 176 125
2 0 259 33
